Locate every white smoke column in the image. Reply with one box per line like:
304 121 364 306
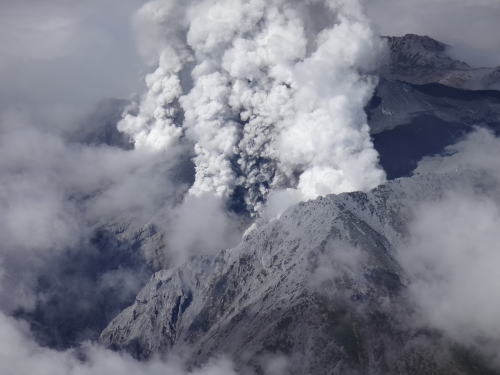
123 0 386 213
280 0 386 199
118 51 183 151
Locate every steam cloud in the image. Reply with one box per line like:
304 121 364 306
121 0 386 215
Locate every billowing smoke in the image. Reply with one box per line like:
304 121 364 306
122 0 386 215
0 0 388 365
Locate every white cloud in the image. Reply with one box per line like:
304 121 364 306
399 129 500 363
164 193 242 265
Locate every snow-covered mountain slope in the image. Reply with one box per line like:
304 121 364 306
100 171 497 375
382 34 500 90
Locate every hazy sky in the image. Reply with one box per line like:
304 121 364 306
0 0 146 125
0 0 499 127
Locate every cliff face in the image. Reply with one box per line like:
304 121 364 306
100 171 495 375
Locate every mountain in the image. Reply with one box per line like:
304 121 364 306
382 34 500 90
15 32 500 372
100 170 498 375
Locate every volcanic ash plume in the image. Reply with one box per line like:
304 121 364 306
120 0 386 214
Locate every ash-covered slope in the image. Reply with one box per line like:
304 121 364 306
100 171 497 375
382 34 500 90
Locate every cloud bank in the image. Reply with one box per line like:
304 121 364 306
400 129 500 364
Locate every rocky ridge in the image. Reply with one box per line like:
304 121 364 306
101 171 498 374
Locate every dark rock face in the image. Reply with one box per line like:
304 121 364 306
100 172 498 374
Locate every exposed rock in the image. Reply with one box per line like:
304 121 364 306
101 171 497 374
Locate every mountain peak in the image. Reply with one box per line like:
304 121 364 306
381 34 500 90
384 34 469 71
387 34 448 54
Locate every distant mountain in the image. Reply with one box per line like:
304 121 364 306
382 34 500 90
101 170 497 375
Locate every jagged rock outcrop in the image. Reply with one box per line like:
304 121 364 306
101 171 498 374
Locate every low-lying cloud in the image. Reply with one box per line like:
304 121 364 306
0 108 192 346
0 311 237 375
399 129 500 363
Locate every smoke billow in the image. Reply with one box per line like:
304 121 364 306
122 0 386 215
0 0 388 368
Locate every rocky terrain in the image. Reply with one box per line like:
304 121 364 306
100 170 499 374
